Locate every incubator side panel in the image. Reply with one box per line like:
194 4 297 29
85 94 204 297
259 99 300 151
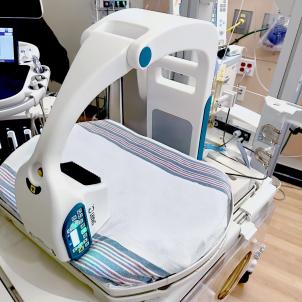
152 109 193 155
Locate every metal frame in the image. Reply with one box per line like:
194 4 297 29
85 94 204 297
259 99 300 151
181 0 215 21
266 0 302 176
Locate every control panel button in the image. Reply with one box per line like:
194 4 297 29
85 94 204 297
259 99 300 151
81 227 88 235
62 203 92 260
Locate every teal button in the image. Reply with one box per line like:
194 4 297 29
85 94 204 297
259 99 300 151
81 227 87 235
70 221 79 231
139 47 152 68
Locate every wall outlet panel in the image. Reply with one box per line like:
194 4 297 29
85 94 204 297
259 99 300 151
232 9 253 35
238 58 256 77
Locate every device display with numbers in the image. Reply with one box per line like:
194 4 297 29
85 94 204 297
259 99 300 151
102 1 127 9
62 203 92 260
211 0 228 46
0 27 18 64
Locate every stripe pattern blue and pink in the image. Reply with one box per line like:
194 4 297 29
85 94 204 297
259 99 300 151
81 120 232 199
0 119 232 287
73 234 169 286
0 163 19 217
0 163 169 287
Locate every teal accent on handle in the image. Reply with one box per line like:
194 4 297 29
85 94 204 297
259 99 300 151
197 96 212 161
139 47 152 68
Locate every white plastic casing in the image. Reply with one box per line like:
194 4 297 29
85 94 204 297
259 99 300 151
0 42 50 120
16 9 218 262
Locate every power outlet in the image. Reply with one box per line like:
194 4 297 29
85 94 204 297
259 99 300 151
238 58 256 77
237 85 246 101
232 9 253 34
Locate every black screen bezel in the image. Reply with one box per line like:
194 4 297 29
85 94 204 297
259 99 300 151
0 1 43 19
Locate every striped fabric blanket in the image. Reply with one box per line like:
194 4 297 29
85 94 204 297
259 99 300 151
0 163 169 286
0 119 232 288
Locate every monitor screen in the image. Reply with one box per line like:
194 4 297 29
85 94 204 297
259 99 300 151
0 28 15 63
70 228 80 247
0 1 43 19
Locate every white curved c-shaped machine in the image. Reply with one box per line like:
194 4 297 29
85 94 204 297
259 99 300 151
16 9 218 262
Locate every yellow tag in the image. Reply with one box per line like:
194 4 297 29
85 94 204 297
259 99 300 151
30 185 36 194
37 168 43 177
216 64 226 82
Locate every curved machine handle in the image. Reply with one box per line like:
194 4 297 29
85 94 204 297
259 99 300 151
33 9 218 170
16 9 218 261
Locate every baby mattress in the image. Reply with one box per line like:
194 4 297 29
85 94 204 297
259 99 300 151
0 119 232 288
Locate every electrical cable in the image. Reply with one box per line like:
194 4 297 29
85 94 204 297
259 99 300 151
243 145 255 154
39 102 46 125
222 108 231 145
274 181 302 201
230 28 268 45
229 84 267 98
236 69 247 86
30 117 39 136
254 48 270 92
222 0 246 62
219 151 241 163
272 175 282 190
273 178 302 201
274 188 286 201
272 176 286 201
245 89 266 98
227 18 245 32
281 127 302 152
218 135 236 148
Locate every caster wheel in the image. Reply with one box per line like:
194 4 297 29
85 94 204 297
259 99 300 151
239 271 252 284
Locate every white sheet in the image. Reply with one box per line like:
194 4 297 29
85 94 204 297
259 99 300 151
2 120 231 277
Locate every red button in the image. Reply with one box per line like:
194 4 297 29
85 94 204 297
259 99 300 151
247 63 252 68
241 62 246 67
240 67 245 72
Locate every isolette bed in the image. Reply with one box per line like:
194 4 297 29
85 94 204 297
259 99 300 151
0 119 232 292
0 8 279 301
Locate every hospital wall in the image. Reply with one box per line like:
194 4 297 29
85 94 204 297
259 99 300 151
42 0 144 91
42 0 302 158
228 0 302 159
227 0 280 113
42 0 146 62
42 0 93 62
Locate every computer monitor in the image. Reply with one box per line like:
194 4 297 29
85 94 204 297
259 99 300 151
0 27 18 64
0 1 43 19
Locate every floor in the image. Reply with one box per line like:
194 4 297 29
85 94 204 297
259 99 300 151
228 184 302 302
